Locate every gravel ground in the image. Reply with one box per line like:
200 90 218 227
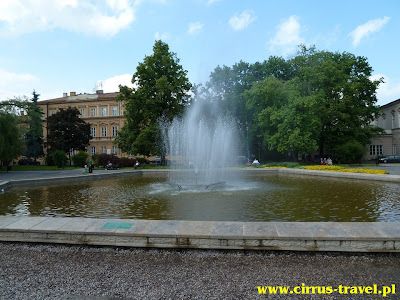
0 243 399 299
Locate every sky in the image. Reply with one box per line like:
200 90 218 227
0 0 399 105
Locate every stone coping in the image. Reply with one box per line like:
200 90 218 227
0 216 399 252
2 168 400 192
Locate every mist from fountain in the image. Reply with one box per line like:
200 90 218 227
165 100 240 189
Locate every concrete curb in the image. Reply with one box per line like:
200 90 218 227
0 216 399 252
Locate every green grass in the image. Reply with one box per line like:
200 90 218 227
261 162 303 168
1 165 79 171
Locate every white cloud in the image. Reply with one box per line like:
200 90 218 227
0 69 39 100
0 0 139 37
187 22 204 35
349 16 390 47
370 73 400 105
96 73 134 92
154 31 170 40
268 15 303 56
228 10 255 31
207 0 221 5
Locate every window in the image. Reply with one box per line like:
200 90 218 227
100 106 108 117
369 145 383 156
112 146 118 154
79 107 85 117
112 125 119 137
91 146 96 155
101 126 107 137
111 106 119 116
90 127 96 138
49 109 57 116
392 111 395 129
101 145 107 154
90 107 97 117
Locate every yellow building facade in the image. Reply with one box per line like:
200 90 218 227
38 90 126 157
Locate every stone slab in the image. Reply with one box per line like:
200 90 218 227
4 217 49 230
1 217 400 252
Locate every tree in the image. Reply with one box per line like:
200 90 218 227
46 107 91 164
117 40 192 159
207 57 295 159
289 47 381 157
242 46 381 162
0 112 23 169
24 90 44 161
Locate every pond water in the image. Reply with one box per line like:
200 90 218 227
1 172 400 221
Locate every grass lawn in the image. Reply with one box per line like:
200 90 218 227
2 165 80 172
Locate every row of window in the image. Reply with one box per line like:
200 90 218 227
90 125 119 138
90 146 120 155
79 106 120 117
369 144 383 156
48 106 121 117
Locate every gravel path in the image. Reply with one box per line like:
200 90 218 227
0 243 399 299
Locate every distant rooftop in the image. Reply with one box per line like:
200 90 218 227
38 90 119 104
380 98 400 109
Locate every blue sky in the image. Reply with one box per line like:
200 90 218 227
0 0 399 105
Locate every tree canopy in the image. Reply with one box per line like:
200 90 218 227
116 40 192 156
0 112 23 168
24 91 44 161
46 107 91 161
207 46 382 162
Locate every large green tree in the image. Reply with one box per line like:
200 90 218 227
117 40 192 158
0 112 23 169
24 91 44 161
243 46 381 161
207 57 295 159
47 107 91 163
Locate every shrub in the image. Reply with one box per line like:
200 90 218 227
49 150 68 168
72 151 89 167
95 153 120 168
334 140 365 164
18 158 40 166
119 157 136 167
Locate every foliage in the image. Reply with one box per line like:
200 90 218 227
209 46 381 163
46 107 91 162
117 40 192 157
93 153 137 168
333 140 365 164
72 151 89 167
0 112 24 168
95 154 120 167
303 165 387 174
24 91 44 160
18 158 40 166
49 150 68 168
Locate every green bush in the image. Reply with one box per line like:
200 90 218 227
95 153 119 168
50 150 68 168
72 151 89 167
334 140 365 164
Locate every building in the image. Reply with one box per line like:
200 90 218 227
38 90 125 157
365 98 400 160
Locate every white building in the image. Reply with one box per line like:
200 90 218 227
365 98 400 160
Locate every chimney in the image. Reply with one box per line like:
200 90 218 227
96 89 104 94
70 91 76 96
63 92 68 97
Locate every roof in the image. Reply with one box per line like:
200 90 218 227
380 98 400 109
38 92 119 105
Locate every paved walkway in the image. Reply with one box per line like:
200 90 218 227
0 168 141 183
0 242 399 299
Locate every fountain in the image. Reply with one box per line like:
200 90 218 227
164 100 239 191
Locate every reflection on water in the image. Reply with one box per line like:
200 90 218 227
1 173 400 221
